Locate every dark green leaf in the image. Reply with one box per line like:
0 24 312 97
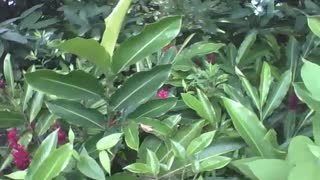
0 111 24 128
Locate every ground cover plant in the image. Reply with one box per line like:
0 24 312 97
1 0 320 179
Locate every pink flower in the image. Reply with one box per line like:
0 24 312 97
52 122 66 145
0 79 5 89
206 54 216 64
12 144 31 170
7 128 19 148
288 92 299 110
108 120 116 127
157 89 169 99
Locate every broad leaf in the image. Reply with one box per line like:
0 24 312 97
25 70 104 101
110 65 172 110
307 15 320 38
124 163 152 174
123 122 139 151
4 54 15 96
170 140 186 160
186 131 216 156
294 82 320 111
78 150 106 180
301 60 320 100
101 0 132 56
25 130 58 180
199 156 231 172
0 111 24 128
112 16 181 73
196 89 217 124
58 37 111 72
99 151 111 175
287 136 315 165
46 100 105 130
134 117 172 137
222 97 281 158
246 159 290 180
96 133 123 151
32 143 73 180
262 70 292 120
128 98 177 118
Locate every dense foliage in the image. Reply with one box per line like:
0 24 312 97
1 0 320 179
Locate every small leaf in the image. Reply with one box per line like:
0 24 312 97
187 131 216 156
170 140 186 160
199 156 231 172
96 133 123 151
123 122 139 151
4 54 15 96
124 163 152 174
46 100 106 130
58 37 110 72
147 149 160 176
4 171 26 180
22 65 35 112
134 117 171 137
259 62 273 108
25 70 104 101
235 31 257 64
68 128 75 144
196 89 217 124
28 92 44 122
307 15 320 38
99 151 111 175
112 16 182 73
77 149 106 180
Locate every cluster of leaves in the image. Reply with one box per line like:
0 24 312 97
1 0 320 180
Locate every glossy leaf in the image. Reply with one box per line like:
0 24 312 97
259 62 273 108
124 163 152 174
0 111 24 128
287 136 315 165
96 133 123 151
58 37 110 72
25 70 104 101
112 16 181 73
301 60 320 100
235 67 260 110
22 65 35 112
235 31 257 64
147 149 160 175
28 92 44 122
46 100 105 129
25 130 58 180
307 15 320 38
294 83 320 111
134 117 171 137
222 97 280 158
186 131 216 156
199 156 231 172
196 89 217 124
286 36 300 80
101 0 132 56
99 151 111 175
129 98 177 118
78 150 105 180
246 159 290 180
4 54 15 96
170 140 186 160
32 143 73 180
110 65 172 110
35 111 56 136
4 171 26 180
123 122 139 151
262 70 292 120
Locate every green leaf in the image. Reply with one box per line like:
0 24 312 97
294 82 320 111
99 151 111 175
101 0 132 57
301 60 320 100
105 173 138 180
134 117 171 137
28 92 44 122
307 15 320 38
129 98 177 118
58 38 110 72
96 133 123 151
46 100 105 130
78 150 105 180
287 136 315 165
170 140 186 160
196 89 217 124
259 62 273 108
0 111 24 128
173 42 224 71
163 115 181 129
286 36 300 80
25 70 104 101
235 31 257 64
68 128 75 144
222 97 280 158
110 65 172 110
308 144 320 159
199 156 231 172
4 171 26 180
112 16 181 73
25 130 58 180
312 112 320 145
123 122 139 151
246 159 290 180
262 70 292 120
235 67 260 110
22 65 35 112
35 111 56 136
32 143 73 180
147 149 160 175
124 163 152 174
288 162 320 180
4 54 15 96
187 131 216 156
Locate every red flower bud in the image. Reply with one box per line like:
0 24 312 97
12 144 31 170
157 89 169 99
7 128 19 148
207 54 216 64
0 79 5 89
58 129 66 145
288 92 299 110
108 120 117 127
